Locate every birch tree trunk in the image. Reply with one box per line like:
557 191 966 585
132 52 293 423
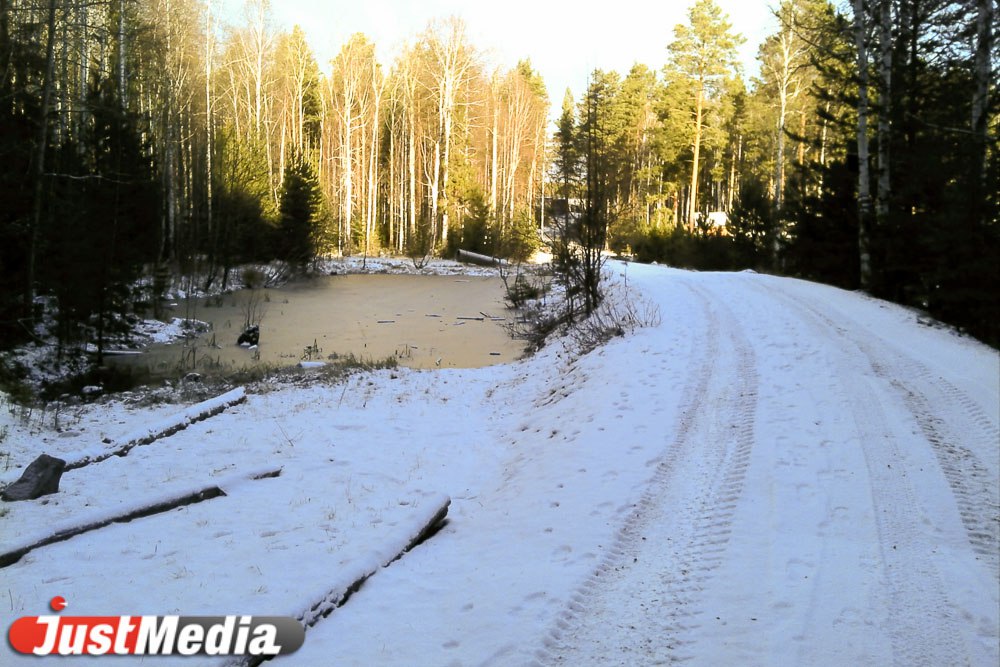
388 115 396 250
970 0 993 203
819 99 830 195
490 81 499 215
408 112 416 243
77 0 88 146
430 139 440 243
118 0 127 110
775 91 787 211
342 102 353 254
853 0 873 290
205 0 214 271
441 98 452 243
875 0 892 226
426 18 473 246
366 63 382 256
688 85 703 228
728 133 741 211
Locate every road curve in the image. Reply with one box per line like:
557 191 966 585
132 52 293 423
537 268 999 667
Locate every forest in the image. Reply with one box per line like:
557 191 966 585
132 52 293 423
0 0 996 366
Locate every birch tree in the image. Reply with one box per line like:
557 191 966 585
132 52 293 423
422 16 475 245
759 0 813 212
326 32 378 254
970 0 993 206
852 0 873 289
875 0 891 226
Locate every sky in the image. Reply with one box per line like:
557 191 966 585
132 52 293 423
220 0 777 109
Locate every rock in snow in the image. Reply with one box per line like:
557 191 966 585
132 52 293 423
2 454 67 501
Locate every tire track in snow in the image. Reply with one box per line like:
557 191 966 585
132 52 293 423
752 281 978 666
531 281 720 665
535 279 758 665
665 283 758 664
769 284 999 578
882 372 1000 573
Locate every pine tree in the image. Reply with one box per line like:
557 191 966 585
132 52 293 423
665 0 743 227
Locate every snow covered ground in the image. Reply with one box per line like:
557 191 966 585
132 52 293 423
1 262 997 666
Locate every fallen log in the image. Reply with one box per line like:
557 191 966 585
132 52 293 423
298 495 450 628
234 495 450 667
455 249 507 267
0 466 281 568
64 387 247 471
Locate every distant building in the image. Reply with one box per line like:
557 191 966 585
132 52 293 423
706 211 729 230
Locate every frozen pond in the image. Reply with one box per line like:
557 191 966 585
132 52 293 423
112 274 522 375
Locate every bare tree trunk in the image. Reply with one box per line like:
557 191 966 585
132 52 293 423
539 132 545 235
342 109 352 254
819 99 830 195
359 120 368 254
408 117 416 243
0 0 8 94
77 0 88 145
971 0 993 201
429 140 440 244
527 139 537 223
853 0 874 290
118 0 127 110
688 85 703 228
388 120 395 250
27 0 59 311
367 66 382 256
797 112 806 166
396 121 406 253
426 18 472 247
397 130 405 252
876 0 892 225
58 15 67 142
279 118 286 182
775 91 787 211
441 104 452 244
728 134 740 212
490 99 498 215
253 17 263 134
205 0 213 267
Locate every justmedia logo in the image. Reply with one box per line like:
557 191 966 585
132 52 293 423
7 597 305 657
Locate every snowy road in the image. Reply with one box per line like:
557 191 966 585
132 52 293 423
2 264 997 666
538 269 998 666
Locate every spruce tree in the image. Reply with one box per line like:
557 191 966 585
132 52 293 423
277 156 322 270
554 89 579 209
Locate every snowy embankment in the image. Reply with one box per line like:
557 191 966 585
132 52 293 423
1 263 997 666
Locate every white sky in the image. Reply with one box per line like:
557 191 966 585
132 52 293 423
220 0 776 108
